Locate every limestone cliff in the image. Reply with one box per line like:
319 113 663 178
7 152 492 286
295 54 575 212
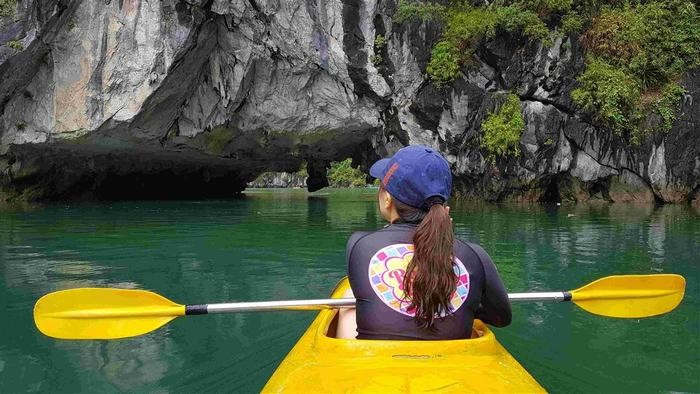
248 171 306 188
0 0 697 203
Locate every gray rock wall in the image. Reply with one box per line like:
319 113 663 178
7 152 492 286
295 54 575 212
248 171 307 188
0 0 697 203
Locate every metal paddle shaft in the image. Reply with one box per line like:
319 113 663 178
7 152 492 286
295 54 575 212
186 298 357 314
188 292 570 315
508 292 571 302
34 274 685 339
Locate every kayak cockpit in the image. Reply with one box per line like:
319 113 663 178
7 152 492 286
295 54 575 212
325 310 484 340
262 277 545 393
313 278 501 360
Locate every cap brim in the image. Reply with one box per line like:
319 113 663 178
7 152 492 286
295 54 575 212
369 158 391 179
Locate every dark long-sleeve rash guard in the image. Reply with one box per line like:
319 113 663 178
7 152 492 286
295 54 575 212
347 223 511 340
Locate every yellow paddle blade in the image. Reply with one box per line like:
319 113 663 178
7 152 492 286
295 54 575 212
570 274 685 318
34 288 185 339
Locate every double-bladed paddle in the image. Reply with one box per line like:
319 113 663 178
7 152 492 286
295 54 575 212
34 274 685 340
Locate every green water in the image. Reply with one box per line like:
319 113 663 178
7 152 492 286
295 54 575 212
1 189 698 393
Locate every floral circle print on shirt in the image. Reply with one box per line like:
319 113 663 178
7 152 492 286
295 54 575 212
367 243 470 317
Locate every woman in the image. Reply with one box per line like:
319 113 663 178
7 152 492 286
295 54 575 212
336 145 511 339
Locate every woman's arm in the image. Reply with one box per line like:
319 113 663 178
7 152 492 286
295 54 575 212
337 232 369 339
472 244 512 327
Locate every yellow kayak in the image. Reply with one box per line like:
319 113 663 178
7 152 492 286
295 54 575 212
263 278 545 393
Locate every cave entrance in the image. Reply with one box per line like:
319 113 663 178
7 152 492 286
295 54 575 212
246 157 375 190
538 176 562 204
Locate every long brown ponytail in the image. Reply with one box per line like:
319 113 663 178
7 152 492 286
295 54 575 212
394 195 456 329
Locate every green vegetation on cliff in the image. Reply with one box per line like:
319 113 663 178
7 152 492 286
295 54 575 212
327 158 367 188
396 1 560 86
0 0 16 17
394 1 447 24
654 83 687 133
573 0 698 140
395 0 699 144
372 35 388 66
414 3 549 86
570 58 641 135
7 40 22 50
481 94 524 160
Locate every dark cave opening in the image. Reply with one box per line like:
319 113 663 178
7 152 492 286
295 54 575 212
538 177 561 203
1 132 381 202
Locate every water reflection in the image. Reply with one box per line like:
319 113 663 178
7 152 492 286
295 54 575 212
306 196 328 225
62 334 181 392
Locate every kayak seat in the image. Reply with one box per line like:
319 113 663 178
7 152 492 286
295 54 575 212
326 311 344 339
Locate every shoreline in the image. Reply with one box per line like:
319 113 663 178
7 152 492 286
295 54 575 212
2 187 698 210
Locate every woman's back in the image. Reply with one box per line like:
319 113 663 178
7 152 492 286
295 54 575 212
347 223 510 340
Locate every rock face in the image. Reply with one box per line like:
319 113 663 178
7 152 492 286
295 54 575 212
0 0 698 203
248 172 306 188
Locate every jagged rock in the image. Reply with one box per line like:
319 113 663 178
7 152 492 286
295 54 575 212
0 0 697 203
248 172 307 188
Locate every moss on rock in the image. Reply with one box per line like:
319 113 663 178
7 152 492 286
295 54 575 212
481 94 524 160
0 0 16 17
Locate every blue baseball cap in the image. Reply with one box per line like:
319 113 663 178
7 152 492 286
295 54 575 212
369 145 452 209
